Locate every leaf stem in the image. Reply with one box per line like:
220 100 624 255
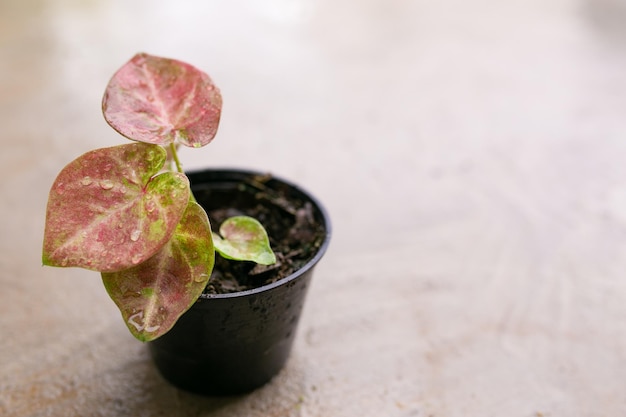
168 142 197 203
169 143 183 173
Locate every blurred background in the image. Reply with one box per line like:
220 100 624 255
2 0 626 415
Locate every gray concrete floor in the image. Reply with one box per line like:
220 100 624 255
2 0 626 415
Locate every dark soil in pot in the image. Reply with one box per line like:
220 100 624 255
149 169 331 396
194 171 327 294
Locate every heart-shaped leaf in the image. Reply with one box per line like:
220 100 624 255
42 143 190 272
102 200 214 341
102 52 222 148
212 216 276 265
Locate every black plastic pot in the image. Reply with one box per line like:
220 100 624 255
148 169 331 396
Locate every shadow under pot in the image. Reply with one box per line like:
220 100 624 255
148 168 331 396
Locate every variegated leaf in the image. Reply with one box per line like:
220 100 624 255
212 216 276 265
42 143 190 272
102 52 222 148
102 200 214 341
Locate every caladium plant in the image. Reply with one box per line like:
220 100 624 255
43 53 276 342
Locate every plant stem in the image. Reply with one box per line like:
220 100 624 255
168 142 197 203
169 143 183 173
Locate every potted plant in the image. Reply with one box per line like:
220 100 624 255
42 53 331 395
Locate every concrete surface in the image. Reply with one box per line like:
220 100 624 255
2 0 626 415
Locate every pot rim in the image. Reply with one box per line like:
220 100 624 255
186 167 332 300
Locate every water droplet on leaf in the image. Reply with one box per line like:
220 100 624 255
145 324 161 332
100 180 114 190
194 273 209 283
145 200 156 212
130 230 141 242
131 254 143 264
81 176 92 186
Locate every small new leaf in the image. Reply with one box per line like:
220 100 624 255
212 216 276 265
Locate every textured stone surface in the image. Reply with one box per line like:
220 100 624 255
2 0 626 415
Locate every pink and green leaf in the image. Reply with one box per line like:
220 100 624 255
102 200 214 342
102 52 222 148
42 143 190 272
212 216 276 265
